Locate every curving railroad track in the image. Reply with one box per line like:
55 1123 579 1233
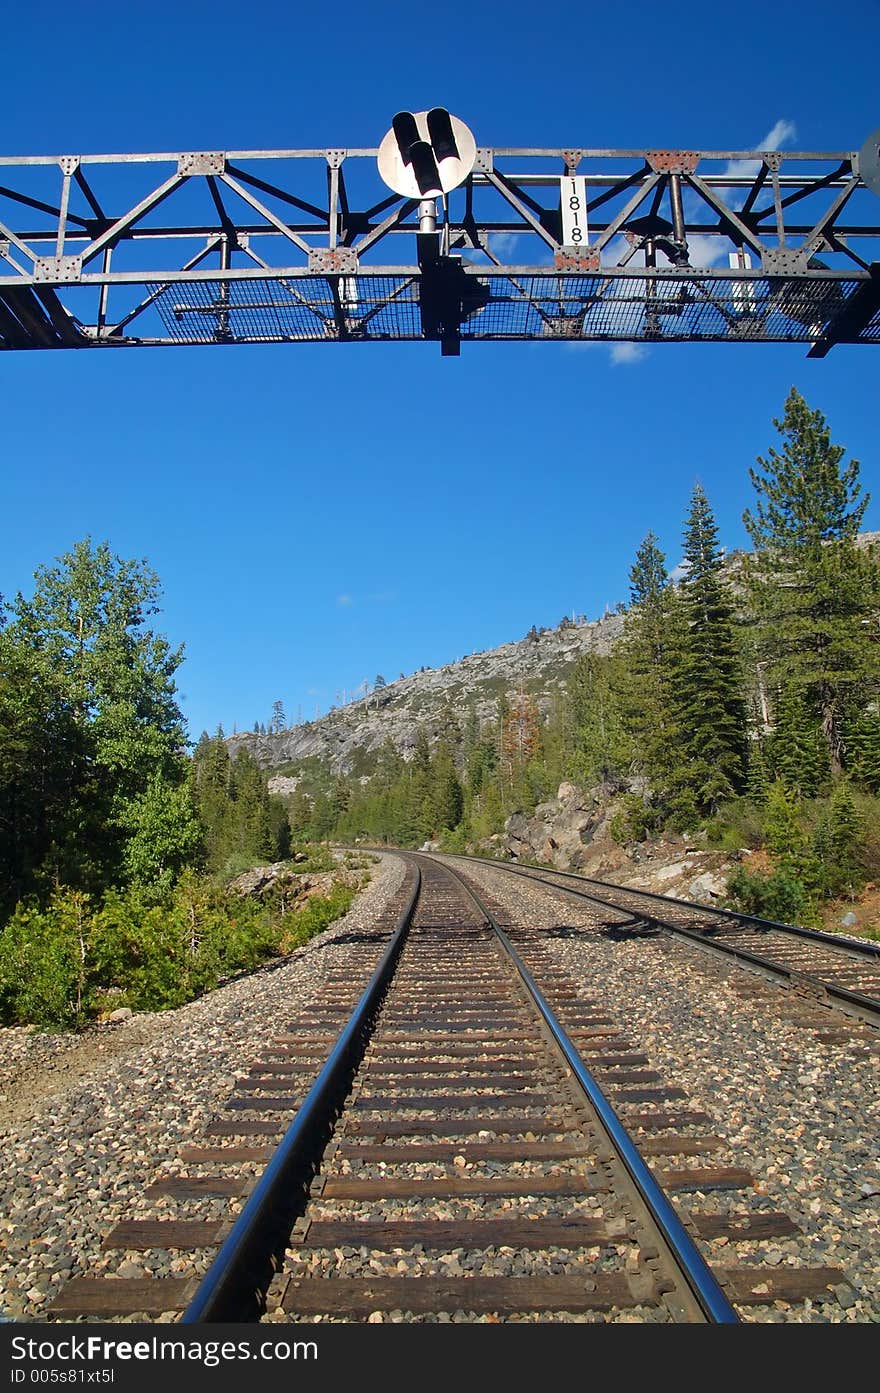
44 852 860 1325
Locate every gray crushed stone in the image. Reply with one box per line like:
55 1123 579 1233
442 856 880 1324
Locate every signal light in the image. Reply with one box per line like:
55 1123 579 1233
378 108 476 200
392 111 420 160
427 107 458 163
408 140 443 198
390 113 444 196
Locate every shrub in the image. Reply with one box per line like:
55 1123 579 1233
0 869 359 1028
725 864 817 926
609 795 657 845
0 891 93 1027
280 883 356 952
705 798 765 852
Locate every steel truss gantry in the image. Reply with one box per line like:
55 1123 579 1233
1 137 878 355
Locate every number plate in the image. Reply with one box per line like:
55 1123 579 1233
560 176 589 249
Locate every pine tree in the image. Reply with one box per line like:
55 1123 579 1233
675 484 747 812
742 387 879 774
429 742 464 832
401 727 433 843
288 787 313 838
630 531 668 608
744 735 770 804
827 779 864 878
847 703 880 794
502 692 541 773
618 532 685 804
813 779 864 898
762 779 821 904
768 688 829 796
566 652 629 786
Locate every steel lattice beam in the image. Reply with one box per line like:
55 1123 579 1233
0 142 878 353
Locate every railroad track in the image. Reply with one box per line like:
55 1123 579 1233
47 854 851 1324
450 855 880 1032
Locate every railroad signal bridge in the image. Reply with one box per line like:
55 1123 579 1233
1 119 878 356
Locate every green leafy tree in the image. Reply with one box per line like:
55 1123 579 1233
1 539 188 900
120 768 203 891
0 637 92 913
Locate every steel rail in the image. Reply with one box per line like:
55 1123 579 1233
180 863 421 1323
429 854 740 1324
451 855 880 1029
458 852 880 959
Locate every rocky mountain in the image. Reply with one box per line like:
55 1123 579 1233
228 529 879 794
227 612 625 785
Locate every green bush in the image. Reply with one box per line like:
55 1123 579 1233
705 798 765 852
725 864 817 926
438 823 470 854
609 795 657 845
281 882 357 952
0 891 93 1027
0 870 360 1029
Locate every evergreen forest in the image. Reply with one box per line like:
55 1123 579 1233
289 389 880 927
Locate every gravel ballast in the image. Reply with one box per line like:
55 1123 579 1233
442 856 880 1323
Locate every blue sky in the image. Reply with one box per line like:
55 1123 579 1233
2 0 878 739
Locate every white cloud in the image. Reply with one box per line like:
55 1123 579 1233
684 233 728 269
759 118 797 152
609 342 648 366
722 119 797 179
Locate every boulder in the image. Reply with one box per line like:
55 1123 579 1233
556 781 581 804
688 870 728 903
228 863 289 897
649 862 688 885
